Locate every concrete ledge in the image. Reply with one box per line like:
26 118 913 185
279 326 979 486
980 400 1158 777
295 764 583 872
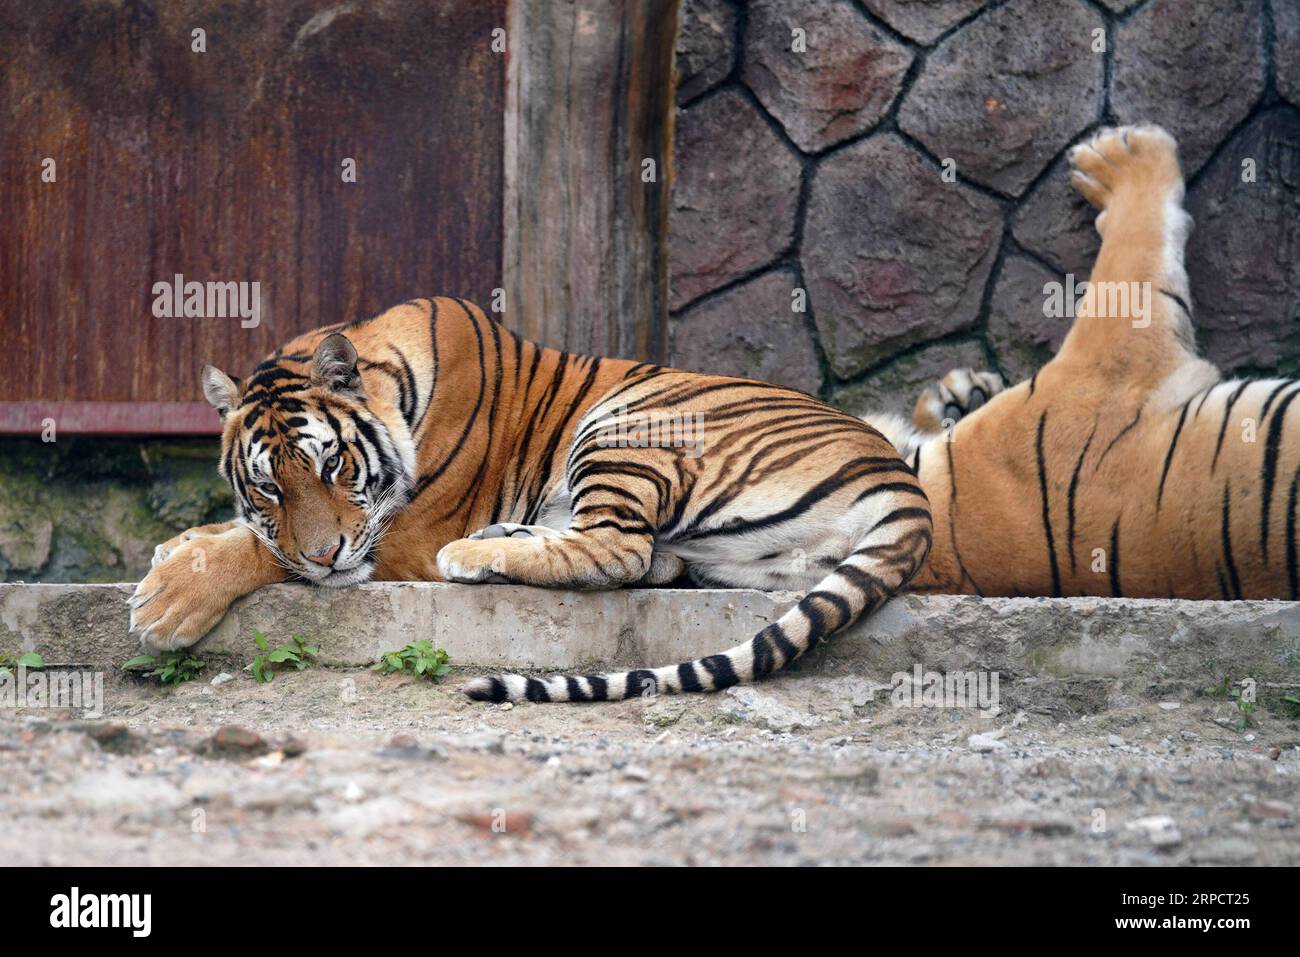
2 583 1298 696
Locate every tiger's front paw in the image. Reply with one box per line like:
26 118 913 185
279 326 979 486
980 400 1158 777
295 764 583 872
130 537 242 652
913 368 1005 432
436 538 512 584
151 520 238 567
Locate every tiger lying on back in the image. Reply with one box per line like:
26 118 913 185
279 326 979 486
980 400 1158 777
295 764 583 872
129 299 933 701
864 125 1300 601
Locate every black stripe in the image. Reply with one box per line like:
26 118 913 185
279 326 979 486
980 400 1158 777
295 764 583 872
1221 484 1242 600
467 677 507 703
1287 470 1300 601
1259 380 1291 423
563 676 586 702
676 662 703 692
1259 386 1300 559
1156 399 1192 510
584 675 609 701
1066 424 1097 574
414 306 487 497
1108 517 1122 598
750 631 777 678
802 590 852 632
1097 408 1142 468
946 435 983 596
852 480 926 504
766 623 799 663
1035 412 1062 597
525 677 551 702
623 669 656 699
699 654 740 690
1161 288 1191 317
1212 380 1252 471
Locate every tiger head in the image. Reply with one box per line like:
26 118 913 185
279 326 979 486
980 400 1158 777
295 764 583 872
201 333 416 587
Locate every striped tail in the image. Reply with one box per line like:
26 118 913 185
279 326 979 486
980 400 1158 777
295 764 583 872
461 507 933 703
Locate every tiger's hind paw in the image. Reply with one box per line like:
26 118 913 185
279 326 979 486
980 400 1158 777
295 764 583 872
1067 125 1182 213
913 368 1005 433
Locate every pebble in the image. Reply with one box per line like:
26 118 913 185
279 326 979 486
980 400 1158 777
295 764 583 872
968 732 1007 753
1126 815 1182 848
210 672 235 687
1107 734 1125 748
205 725 269 758
1158 702 1181 710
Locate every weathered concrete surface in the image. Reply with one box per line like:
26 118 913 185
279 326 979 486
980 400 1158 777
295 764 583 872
3 669 1297 866
4 584 1297 699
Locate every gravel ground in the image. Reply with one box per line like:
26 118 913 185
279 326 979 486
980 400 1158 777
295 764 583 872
2 664 1297 866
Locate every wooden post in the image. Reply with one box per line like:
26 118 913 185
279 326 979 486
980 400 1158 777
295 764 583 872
503 0 678 362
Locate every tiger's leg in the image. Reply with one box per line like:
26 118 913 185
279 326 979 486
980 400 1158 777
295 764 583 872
130 523 288 651
455 522 684 585
1056 125 1205 384
438 482 656 588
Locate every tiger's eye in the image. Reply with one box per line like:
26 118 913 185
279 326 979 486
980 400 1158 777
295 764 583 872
325 453 342 473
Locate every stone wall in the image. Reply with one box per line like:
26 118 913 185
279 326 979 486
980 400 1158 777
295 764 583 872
0 440 229 583
669 0 1300 417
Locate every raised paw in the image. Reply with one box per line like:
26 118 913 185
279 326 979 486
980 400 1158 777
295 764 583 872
913 368 1005 433
1067 125 1182 212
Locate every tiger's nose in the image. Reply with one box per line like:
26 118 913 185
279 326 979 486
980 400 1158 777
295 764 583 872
304 539 341 567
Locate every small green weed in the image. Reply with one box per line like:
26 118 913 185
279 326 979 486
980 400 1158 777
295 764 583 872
372 640 450 681
0 651 44 676
251 629 318 684
122 651 205 685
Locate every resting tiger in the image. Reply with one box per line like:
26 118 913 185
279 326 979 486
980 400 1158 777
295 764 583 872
131 123 1294 701
128 299 934 702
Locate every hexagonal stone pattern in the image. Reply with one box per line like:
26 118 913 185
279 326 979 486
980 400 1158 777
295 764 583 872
1012 150 1101 277
829 339 990 418
742 0 913 153
1276 0 1300 109
897 0 1103 197
987 255 1073 381
860 0 988 46
676 0 737 104
670 268 823 392
1112 0 1265 177
1185 110 1300 373
669 89 802 310
803 134 1002 378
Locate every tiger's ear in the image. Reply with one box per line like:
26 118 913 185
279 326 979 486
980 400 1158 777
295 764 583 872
201 364 241 418
311 333 363 396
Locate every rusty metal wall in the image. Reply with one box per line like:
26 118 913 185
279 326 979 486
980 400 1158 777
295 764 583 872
0 0 505 405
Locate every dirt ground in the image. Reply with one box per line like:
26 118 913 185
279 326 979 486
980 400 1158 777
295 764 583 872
2 662 1297 866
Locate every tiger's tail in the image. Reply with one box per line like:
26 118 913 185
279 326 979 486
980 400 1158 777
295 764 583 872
461 503 932 703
